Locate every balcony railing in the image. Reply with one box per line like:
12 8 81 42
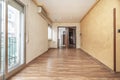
8 35 17 68
0 33 17 70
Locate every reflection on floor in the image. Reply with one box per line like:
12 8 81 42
9 49 120 80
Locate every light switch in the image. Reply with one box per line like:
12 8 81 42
118 29 120 33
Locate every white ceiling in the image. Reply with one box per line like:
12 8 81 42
38 0 96 23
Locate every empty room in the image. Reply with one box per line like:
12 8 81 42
0 0 120 80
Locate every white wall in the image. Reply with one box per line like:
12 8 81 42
49 23 80 48
20 0 48 63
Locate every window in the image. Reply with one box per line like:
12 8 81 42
0 0 25 79
48 25 52 40
0 0 5 76
7 1 25 71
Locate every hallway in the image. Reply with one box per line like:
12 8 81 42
9 49 120 80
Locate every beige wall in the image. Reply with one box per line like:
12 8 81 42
20 0 48 63
49 23 80 48
81 0 120 72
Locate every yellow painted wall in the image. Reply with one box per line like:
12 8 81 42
116 1 120 72
80 0 120 71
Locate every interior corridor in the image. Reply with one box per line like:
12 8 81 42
9 49 120 80
1 0 120 79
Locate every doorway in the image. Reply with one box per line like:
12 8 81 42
58 27 76 48
68 27 76 48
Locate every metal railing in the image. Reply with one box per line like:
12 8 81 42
0 33 4 73
8 34 17 68
0 33 17 70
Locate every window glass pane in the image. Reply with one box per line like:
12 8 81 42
58 28 66 48
0 0 5 79
8 1 25 71
48 26 52 40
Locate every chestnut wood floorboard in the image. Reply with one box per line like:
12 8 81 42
9 49 120 80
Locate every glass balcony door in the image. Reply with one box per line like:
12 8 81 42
0 0 25 79
7 0 25 72
0 0 5 79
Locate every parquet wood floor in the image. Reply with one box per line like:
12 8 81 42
9 49 120 80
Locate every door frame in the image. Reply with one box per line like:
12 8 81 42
4 0 26 79
113 8 116 72
57 26 76 48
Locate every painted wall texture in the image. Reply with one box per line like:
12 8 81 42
49 23 80 48
80 0 120 72
20 0 49 63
